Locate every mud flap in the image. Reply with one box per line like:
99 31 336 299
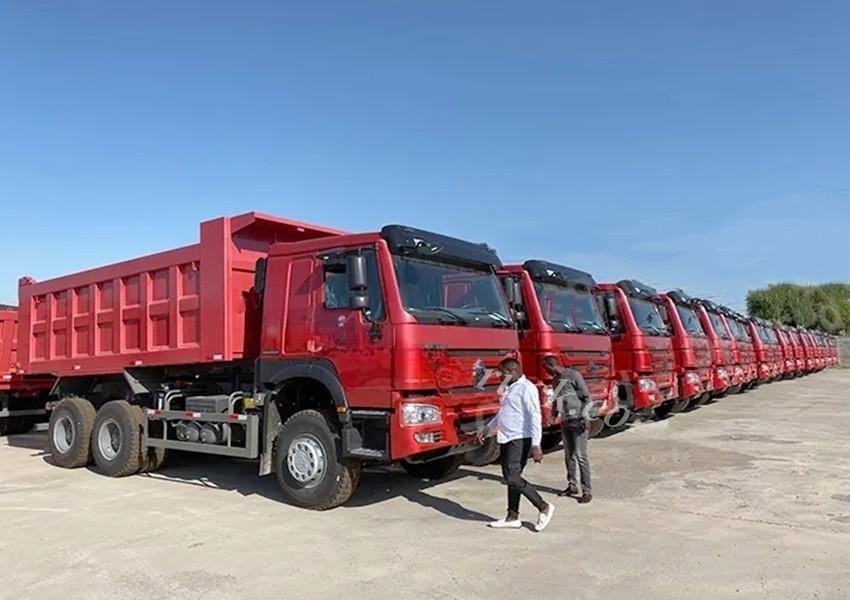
258 396 283 476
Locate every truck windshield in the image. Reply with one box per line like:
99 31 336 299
758 325 778 344
708 312 730 340
627 297 670 336
532 282 607 334
675 305 707 338
730 319 751 342
392 256 512 327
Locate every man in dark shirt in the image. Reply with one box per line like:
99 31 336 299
543 356 593 503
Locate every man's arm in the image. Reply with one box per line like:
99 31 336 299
524 384 542 447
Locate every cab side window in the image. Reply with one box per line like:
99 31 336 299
322 248 385 321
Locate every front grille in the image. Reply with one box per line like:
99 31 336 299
446 383 501 395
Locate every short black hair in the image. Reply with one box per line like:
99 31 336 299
498 358 521 371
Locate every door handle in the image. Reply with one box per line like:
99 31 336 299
368 322 383 342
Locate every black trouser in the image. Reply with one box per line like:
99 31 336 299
500 438 547 518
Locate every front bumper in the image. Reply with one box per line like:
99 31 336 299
679 369 711 399
390 393 500 461
630 375 678 411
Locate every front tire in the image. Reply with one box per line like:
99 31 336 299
401 454 464 480
541 430 562 452
91 400 142 477
48 396 96 468
587 418 605 438
274 410 360 510
465 437 501 466
653 401 674 420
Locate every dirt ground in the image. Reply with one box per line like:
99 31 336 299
2 370 848 600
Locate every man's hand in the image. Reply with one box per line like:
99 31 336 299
531 445 543 463
476 430 491 445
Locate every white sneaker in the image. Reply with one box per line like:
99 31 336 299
534 502 555 532
488 517 522 529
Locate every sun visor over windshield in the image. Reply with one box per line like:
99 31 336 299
380 225 502 269
522 260 596 290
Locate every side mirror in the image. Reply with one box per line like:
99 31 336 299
604 296 618 318
347 254 368 291
504 278 521 306
349 294 369 310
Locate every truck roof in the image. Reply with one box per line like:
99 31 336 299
616 279 659 299
520 260 596 288
381 225 502 269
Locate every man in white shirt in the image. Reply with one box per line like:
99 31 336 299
479 358 555 532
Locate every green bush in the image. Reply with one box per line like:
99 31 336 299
746 284 850 334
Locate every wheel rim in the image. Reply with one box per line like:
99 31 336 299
97 417 122 461
53 415 75 453
286 434 326 488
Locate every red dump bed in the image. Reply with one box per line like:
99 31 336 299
18 212 343 377
1 306 20 388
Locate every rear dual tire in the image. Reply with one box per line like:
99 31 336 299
91 401 142 477
48 396 96 468
48 398 166 476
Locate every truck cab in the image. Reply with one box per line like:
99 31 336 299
788 328 807 373
498 261 617 439
660 290 714 409
695 300 737 395
796 329 816 372
812 332 827 370
749 319 781 382
597 280 678 417
255 224 519 500
723 309 758 389
774 326 798 378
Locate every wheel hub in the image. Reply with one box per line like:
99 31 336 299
97 417 122 461
53 416 75 453
286 435 326 487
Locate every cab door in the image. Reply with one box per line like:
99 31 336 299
315 246 392 408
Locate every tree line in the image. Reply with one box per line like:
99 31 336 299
746 283 850 335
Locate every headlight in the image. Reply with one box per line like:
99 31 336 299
638 378 657 392
717 368 729 379
685 372 700 384
402 403 442 426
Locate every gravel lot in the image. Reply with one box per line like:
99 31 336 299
2 370 848 600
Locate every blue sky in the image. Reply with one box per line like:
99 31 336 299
2 1 849 309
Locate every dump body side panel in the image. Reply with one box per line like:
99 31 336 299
18 213 342 377
0 308 18 389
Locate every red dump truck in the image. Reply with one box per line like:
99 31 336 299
0 305 53 435
774 326 798 378
749 319 782 383
499 261 617 439
21 212 517 509
787 328 807 374
597 280 678 418
660 290 714 409
696 300 742 395
721 309 758 389
795 329 817 373
827 335 839 366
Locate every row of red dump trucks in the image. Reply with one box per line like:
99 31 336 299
0 213 840 508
